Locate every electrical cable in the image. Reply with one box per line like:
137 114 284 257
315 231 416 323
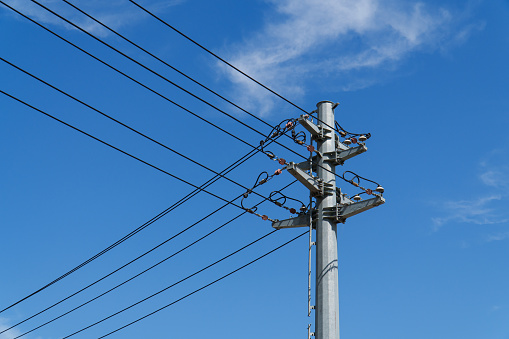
64 230 308 339
0 56 295 212
0 0 262 153
127 0 309 115
61 0 285 133
1 179 296 336
26 0 308 162
124 0 367 139
0 88 291 314
0 0 356 187
1 89 245 209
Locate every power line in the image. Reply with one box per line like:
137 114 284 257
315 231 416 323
1 89 246 209
124 0 365 137
27 0 307 161
61 0 355 153
0 56 293 212
63 230 307 339
61 0 278 131
0 89 293 313
127 0 308 115
2 180 296 336
0 0 366 186
0 0 352 186
0 1 264 153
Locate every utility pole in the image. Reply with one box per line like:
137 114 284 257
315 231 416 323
314 101 339 339
272 100 385 339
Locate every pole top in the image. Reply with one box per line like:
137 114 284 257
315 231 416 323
316 100 334 108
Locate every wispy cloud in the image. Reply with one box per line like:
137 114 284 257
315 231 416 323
432 195 508 230
432 150 509 230
0 318 23 339
1 0 184 37
485 232 509 242
220 0 476 116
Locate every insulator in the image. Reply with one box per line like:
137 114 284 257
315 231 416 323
343 139 352 145
339 130 347 137
307 145 315 152
289 208 297 214
366 188 372 195
351 137 358 144
359 135 367 141
353 195 361 201
278 158 286 165
300 205 307 212
262 215 268 221
376 185 384 193
274 169 283 175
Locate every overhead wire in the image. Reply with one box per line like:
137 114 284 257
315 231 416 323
124 0 366 138
0 0 360 188
1 89 247 209
6 180 296 337
63 230 308 339
61 0 284 132
26 0 309 162
0 89 292 313
0 0 264 154
0 56 297 213
126 0 309 115
61 0 334 156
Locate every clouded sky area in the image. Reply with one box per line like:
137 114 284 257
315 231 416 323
1 0 508 338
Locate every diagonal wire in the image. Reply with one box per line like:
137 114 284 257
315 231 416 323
0 88 289 313
0 56 289 210
3 179 296 337
63 230 308 339
126 0 309 114
26 0 307 161
125 0 357 136
1 89 244 209
62 0 281 132
0 0 351 186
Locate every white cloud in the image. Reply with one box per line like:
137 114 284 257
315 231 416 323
0 318 23 339
220 0 470 116
1 0 184 37
486 232 509 242
432 195 508 230
432 150 509 229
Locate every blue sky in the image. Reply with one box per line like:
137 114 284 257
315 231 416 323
1 0 509 338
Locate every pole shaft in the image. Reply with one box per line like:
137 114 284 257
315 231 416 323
315 101 339 339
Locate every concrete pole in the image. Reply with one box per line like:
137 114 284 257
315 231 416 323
315 101 339 339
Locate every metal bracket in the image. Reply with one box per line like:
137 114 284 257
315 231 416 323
286 162 323 196
335 195 385 223
336 187 354 205
298 115 331 141
323 144 367 165
308 324 315 338
272 212 314 229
